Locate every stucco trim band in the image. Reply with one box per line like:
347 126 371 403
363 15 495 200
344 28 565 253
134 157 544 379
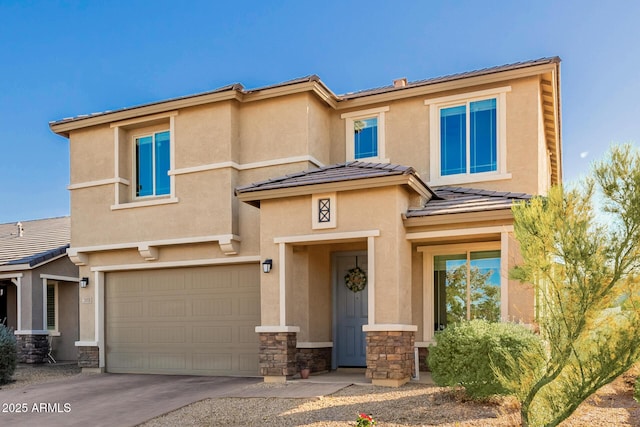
296 342 333 348
274 229 380 244
255 326 301 333
363 324 418 332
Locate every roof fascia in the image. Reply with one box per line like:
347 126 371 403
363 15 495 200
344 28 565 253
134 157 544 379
237 174 426 206
336 62 559 110
403 208 514 228
50 90 243 137
0 263 30 272
243 81 338 108
51 81 339 137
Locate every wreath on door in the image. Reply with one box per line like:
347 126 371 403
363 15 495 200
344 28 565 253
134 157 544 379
344 266 367 292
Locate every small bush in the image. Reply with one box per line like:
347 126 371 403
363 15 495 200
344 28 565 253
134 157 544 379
635 376 640 403
428 319 544 399
0 324 17 384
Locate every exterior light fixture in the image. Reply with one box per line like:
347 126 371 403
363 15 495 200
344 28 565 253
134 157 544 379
262 259 273 273
80 277 89 288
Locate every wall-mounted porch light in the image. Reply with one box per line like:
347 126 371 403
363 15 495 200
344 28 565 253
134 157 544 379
262 259 273 273
80 277 89 288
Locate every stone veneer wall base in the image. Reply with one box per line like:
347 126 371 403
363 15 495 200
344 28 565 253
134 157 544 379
366 330 415 387
259 332 297 378
16 334 49 364
77 346 100 368
296 347 331 373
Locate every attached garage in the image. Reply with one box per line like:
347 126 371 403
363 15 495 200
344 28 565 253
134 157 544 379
105 264 260 376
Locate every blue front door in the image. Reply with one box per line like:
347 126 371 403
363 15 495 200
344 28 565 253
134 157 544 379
336 253 368 367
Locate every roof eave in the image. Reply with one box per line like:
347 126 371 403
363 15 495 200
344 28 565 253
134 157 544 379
50 80 339 137
403 207 515 228
336 61 560 109
236 174 430 206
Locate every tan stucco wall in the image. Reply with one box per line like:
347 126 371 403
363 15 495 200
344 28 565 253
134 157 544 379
332 77 544 195
258 186 415 330
63 70 552 347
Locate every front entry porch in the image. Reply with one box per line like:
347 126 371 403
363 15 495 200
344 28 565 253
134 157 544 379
255 231 417 387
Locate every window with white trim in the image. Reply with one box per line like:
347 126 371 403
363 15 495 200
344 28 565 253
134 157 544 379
341 106 389 162
426 87 511 185
135 130 170 197
110 111 177 210
419 242 506 342
46 283 58 331
433 249 501 329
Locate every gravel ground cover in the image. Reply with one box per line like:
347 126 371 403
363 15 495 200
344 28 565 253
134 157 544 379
142 371 640 426
0 363 81 390
3 364 639 426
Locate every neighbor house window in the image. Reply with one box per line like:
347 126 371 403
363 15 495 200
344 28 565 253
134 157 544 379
135 130 170 197
47 283 57 331
341 106 389 162
433 249 501 330
426 87 511 185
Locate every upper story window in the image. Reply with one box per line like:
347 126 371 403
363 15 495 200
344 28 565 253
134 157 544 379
341 106 389 163
426 87 511 186
135 130 170 197
110 111 178 210
441 99 496 176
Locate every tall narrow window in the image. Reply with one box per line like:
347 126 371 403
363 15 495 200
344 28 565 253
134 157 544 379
433 249 500 330
47 284 56 331
136 130 170 197
341 106 389 162
354 118 378 159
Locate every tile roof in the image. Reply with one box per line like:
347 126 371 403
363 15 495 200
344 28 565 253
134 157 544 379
406 186 532 217
340 57 560 100
50 76 327 127
50 57 559 127
0 217 70 267
235 161 433 195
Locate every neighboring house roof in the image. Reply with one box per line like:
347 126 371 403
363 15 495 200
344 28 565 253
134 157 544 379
235 161 437 197
406 186 532 217
49 57 560 128
0 217 70 267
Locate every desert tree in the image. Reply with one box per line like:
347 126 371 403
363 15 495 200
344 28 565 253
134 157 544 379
496 144 640 426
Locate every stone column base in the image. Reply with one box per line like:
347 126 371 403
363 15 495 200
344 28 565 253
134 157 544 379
365 330 415 387
77 346 99 368
258 332 297 378
16 333 49 364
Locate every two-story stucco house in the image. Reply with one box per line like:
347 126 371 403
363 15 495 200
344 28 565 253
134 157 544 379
50 57 561 386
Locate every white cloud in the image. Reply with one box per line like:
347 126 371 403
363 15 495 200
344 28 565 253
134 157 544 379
580 151 589 159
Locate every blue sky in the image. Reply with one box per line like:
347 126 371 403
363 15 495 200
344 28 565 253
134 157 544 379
0 1 638 223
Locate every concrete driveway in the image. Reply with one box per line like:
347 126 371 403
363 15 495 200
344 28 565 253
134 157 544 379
0 373 260 427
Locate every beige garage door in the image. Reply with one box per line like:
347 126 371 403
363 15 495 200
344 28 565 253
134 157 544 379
106 264 260 376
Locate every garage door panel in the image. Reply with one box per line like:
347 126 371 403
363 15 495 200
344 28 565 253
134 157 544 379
192 297 232 317
149 353 187 370
106 264 260 376
109 326 144 343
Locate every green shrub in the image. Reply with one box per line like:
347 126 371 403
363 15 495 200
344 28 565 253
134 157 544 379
0 324 17 384
635 376 640 403
428 319 544 399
